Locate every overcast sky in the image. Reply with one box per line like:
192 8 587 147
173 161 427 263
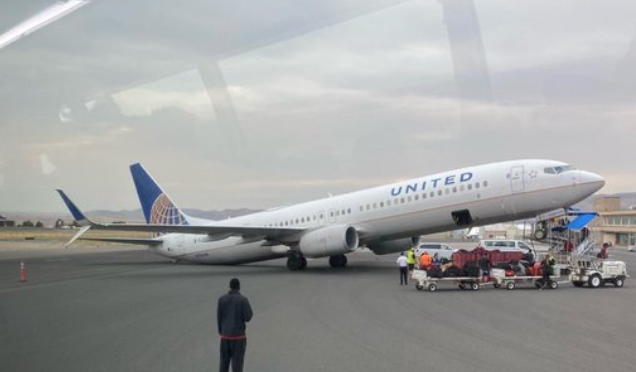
1 0 635 214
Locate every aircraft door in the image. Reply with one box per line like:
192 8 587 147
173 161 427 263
318 210 326 225
328 209 337 223
175 235 186 255
510 166 525 193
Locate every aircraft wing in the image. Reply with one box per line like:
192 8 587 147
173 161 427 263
82 222 305 239
57 189 305 241
78 237 164 246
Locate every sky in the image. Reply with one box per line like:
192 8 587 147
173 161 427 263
0 0 635 213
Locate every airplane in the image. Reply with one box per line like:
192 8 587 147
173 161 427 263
57 159 605 270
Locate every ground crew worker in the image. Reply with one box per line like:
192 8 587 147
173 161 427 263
420 251 432 270
432 253 440 267
540 254 556 290
406 247 416 273
218 278 253 372
479 253 492 281
397 252 408 285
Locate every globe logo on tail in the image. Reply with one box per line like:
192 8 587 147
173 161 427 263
149 194 188 225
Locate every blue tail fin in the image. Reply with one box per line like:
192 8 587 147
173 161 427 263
129 163 190 225
56 189 92 226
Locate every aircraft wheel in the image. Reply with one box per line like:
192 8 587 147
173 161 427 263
614 276 625 288
534 229 546 240
506 281 516 290
588 274 602 288
329 255 347 268
287 255 306 271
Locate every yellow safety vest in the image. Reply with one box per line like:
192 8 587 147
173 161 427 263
406 250 416 264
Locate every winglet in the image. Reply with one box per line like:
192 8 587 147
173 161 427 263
56 189 93 226
65 225 91 248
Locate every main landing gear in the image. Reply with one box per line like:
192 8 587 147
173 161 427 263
286 253 349 270
287 252 307 271
329 255 348 268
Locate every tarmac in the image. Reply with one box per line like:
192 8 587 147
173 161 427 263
1 243 635 372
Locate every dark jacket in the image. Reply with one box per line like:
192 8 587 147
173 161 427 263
479 256 491 271
217 289 253 337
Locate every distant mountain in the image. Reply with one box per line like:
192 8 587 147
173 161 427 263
2 208 261 227
4 192 635 227
574 192 636 212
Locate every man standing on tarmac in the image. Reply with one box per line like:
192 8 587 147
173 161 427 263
397 252 409 285
217 278 253 372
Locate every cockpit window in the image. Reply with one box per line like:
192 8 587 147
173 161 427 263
544 165 576 174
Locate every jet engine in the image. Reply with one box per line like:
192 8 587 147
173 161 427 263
299 225 359 258
367 236 421 255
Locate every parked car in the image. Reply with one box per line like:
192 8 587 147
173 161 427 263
415 242 457 260
478 239 533 253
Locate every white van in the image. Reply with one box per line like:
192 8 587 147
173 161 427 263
415 242 457 260
479 240 533 253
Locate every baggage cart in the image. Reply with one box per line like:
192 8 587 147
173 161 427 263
411 269 486 292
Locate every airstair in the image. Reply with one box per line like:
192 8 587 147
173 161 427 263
532 208 599 257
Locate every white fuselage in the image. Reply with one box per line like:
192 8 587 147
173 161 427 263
153 159 604 264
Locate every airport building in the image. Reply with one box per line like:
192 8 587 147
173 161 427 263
592 196 636 247
0 215 16 227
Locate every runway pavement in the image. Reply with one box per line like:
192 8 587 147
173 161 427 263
1 245 635 372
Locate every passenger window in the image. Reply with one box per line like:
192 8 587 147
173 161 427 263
387 200 391 206
460 185 465 192
468 184 473 190
414 195 419 201
380 202 384 208
483 181 488 187
430 192 434 198
422 193 426 199
475 182 480 189
437 190 442 196
407 196 411 202
452 187 457 193
401 197 405 204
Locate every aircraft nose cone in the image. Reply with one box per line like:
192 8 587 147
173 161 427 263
580 170 605 191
